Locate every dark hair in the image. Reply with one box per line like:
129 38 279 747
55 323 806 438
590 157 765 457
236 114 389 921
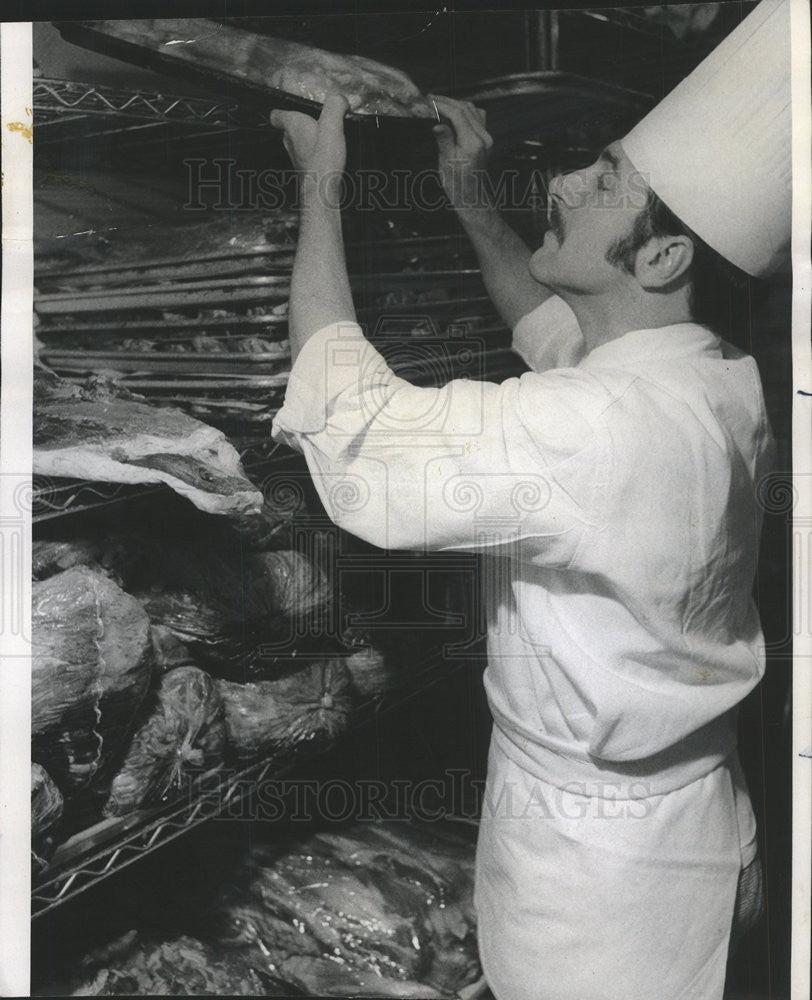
605 188 766 346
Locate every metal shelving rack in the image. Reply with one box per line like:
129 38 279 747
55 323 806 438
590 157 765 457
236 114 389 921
30 71 514 923
33 77 271 135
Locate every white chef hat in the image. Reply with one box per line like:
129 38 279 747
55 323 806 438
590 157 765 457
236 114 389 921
620 0 791 277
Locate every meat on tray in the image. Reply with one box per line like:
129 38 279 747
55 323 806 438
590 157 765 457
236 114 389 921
72 18 435 118
34 370 263 517
34 213 300 281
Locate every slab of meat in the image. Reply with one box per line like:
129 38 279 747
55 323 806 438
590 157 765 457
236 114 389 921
31 763 64 869
201 820 480 996
53 931 271 996
218 659 353 759
32 567 153 796
278 956 444 998
34 372 263 516
70 19 434 118
103 666 225 817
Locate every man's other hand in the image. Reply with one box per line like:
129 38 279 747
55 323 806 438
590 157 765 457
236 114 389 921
430 94 494 211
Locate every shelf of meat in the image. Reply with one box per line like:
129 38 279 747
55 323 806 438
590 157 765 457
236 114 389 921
31 509 482 921
38 815 488 998
31 644 473 919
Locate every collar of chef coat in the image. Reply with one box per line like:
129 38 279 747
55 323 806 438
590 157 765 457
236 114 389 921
578 322 723 371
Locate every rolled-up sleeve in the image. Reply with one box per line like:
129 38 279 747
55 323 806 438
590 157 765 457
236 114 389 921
272 320 608 557
512 295 585 373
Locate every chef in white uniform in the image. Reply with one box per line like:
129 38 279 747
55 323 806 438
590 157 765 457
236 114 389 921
269 1 791 996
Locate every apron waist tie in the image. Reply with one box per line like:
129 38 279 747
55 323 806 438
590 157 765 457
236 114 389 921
489 707 739 799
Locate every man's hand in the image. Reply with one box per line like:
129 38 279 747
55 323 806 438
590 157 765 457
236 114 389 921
270 90 349 179
430 94 494 211
429 95 552 329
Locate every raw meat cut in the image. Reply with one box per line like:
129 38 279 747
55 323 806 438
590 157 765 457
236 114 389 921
343 645 402 698
32 567 153 796
135 546 333 680
202 820 480 996
279 956 444 997
70 19 435 118
32 539 104 581
219 659 353 759
103 666 225 817
31 763 63 868
34 372 263 516
56 931 272 996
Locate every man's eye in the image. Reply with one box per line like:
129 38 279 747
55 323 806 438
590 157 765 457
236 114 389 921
596 174 611 192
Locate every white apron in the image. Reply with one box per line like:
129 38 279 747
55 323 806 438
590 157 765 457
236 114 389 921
474 733 757 1000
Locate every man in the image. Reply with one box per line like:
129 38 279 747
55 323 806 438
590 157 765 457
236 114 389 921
270 1 790 996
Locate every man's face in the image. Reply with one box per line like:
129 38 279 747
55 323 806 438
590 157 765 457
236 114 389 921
530 141 650 294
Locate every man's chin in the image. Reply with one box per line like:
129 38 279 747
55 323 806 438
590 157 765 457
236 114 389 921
529 245 559 286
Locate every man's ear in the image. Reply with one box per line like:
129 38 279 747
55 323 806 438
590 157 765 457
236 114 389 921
634 235 694 289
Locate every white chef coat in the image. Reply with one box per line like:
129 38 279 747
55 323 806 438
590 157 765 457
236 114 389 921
272 294 773 999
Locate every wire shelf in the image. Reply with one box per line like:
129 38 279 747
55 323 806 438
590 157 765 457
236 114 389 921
33 78 269 131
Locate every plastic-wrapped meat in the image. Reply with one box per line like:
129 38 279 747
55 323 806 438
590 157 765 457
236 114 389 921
54 931 272 996
103 666 225 817
211 844 430 982
32 567 153 796
311 824 480 992
218 659 353 759
119 339 157 352
278 956 445 998
241 549 332 620
236 336 290 356
342 646 402 698
149 624 193 672
74 19 434 118
31 762 63 869
191 334 225 353
32 538 104 581
200 821 480 996
136 545 333 679
32 532 148 591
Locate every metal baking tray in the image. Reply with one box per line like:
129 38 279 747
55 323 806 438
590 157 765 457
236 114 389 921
451 70 652 146
35 235 475 292
54 20 440 136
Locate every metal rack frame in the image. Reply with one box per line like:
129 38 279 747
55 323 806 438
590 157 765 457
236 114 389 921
33 78 271 131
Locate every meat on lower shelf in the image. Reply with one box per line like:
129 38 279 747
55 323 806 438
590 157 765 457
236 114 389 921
54 821 480 997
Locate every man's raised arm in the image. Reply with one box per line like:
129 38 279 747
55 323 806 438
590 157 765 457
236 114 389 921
430 95 553 330
270 95 355 362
